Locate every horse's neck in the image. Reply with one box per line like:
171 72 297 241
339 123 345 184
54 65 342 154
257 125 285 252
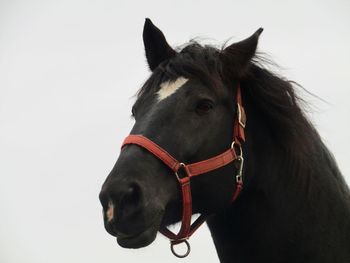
207 115 350 263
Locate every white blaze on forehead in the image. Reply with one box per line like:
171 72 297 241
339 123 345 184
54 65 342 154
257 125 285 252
157 77 188 101
106 200 115 222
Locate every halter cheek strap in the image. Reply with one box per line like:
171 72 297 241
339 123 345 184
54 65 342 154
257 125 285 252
121 85 246 258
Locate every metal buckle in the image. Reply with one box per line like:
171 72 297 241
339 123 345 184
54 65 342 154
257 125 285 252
231 141 243 158
237 103 246 128
175 163 188 182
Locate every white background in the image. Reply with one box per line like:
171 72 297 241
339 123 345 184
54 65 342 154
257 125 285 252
0 1 349 262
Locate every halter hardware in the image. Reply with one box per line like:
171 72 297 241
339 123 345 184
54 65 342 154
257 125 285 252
175 163 188 181
170 239 191 258
121 85 246 258
237 103 247 129
236 156 244 183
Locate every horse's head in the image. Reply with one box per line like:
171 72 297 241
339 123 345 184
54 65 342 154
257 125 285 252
99 19 262 249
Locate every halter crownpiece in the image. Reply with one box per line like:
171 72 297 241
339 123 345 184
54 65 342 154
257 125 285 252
121 84 246 258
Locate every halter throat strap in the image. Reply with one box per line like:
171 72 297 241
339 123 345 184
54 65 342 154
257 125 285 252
121 84 246 257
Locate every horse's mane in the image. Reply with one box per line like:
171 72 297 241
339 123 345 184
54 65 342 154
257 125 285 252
241 63 319 152
240 55 350 199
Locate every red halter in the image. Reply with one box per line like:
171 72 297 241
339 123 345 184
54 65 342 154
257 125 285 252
121 85 246 257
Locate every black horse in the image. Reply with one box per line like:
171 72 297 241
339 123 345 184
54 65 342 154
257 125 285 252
99 19 350 262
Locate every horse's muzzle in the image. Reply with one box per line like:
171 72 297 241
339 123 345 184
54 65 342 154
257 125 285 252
99 180 164 248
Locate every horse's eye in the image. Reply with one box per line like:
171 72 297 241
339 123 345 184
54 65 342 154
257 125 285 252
195 100 214 115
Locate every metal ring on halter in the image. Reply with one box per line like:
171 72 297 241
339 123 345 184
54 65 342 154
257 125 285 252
170 240 191 258
175 162 187 181
231 141 243 158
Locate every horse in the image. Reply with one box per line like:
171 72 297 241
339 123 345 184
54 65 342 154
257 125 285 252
99 18 350 262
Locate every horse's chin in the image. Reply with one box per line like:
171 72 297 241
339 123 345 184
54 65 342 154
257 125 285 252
116 212 163 249
116 225 158 248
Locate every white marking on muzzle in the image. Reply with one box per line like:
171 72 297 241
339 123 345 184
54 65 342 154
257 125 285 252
106 200 115 222
157 77 188 101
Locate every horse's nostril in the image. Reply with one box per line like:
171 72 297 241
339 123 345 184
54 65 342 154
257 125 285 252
118 182 143 217
99 181 142 223
125 183 141 204
100 181 144 223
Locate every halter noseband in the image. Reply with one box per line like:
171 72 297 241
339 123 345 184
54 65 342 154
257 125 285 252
121 85 246 258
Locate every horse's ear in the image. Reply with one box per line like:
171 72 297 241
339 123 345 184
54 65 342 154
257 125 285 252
143 18 176 71
221 28 263 78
